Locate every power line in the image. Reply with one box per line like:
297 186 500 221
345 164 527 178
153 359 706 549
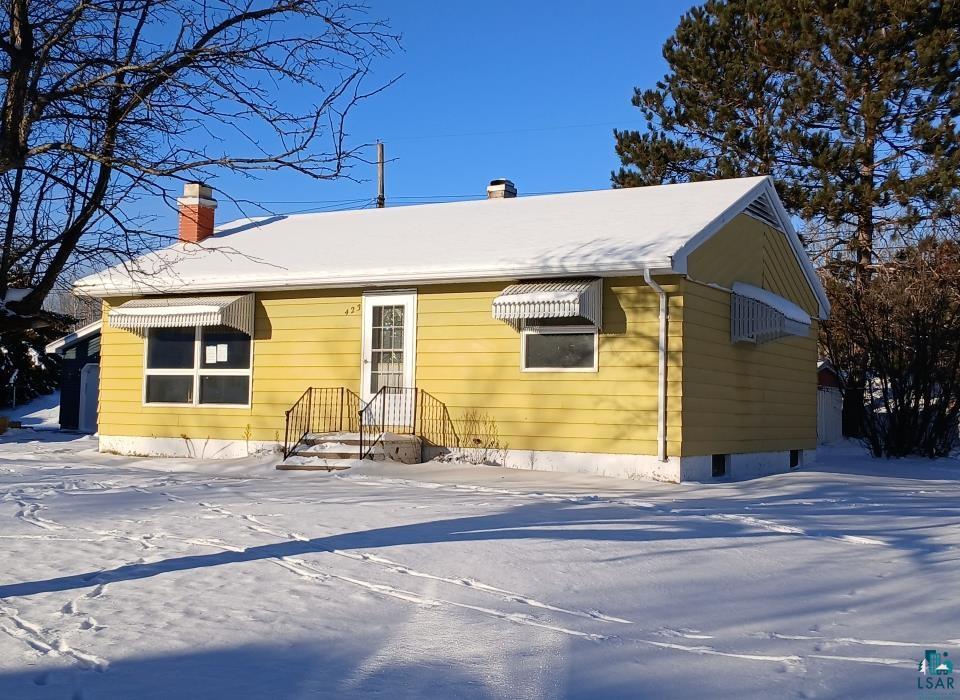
226 188 595 210
234 196 378 205
371 121 632 143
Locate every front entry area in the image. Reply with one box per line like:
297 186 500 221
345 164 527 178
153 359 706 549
360 291 417 429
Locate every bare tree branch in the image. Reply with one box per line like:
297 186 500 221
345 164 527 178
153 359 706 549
0 0 398 328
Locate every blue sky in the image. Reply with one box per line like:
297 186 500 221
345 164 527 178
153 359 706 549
170 2 697 225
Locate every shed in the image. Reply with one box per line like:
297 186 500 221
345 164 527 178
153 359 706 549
817 360 843 444
45 321 102 432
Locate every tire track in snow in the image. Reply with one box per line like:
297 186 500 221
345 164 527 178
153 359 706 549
0 480 900 672
248 556 856 667
154 524 820 665
340 474 889 547
192 503 900 666
0 487 912 673
757 631 956 649
0 534 104 543
199 502 308 541
197 502 632 626
807 653 911 666
281 557 609 641
331 549 632 624
699 512 887 545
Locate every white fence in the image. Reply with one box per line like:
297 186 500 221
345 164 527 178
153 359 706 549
817 387 843 444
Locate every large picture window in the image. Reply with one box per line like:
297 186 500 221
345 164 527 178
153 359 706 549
521 323 598 372
144 325 251 405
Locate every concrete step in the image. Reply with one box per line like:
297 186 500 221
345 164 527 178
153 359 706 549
299 432 422 464
295 442 362 460
276 456 356 471
303 432 363 446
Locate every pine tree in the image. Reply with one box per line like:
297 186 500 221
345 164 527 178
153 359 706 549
0 325 63 409
616 0 960 441
614 0 960 278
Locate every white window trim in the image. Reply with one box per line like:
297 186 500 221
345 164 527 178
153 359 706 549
520 324 599 373
142 326 253 408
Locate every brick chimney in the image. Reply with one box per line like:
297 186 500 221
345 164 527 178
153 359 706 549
177 182 217 243
486 178 517 199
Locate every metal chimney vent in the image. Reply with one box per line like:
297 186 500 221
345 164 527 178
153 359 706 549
486 178 517 199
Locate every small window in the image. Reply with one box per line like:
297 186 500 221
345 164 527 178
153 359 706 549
147 327 195 369
146 375 194 404
200 326 251 369
199 375 250 404
789 449 801 469
522 325 598 372
144 326 251 406
712 454 728 478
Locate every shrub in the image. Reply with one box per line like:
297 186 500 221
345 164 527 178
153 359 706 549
822 239 960 457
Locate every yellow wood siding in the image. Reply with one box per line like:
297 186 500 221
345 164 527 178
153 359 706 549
99 289 364 442
97 215 819 461
415 278 683 456
686 213 820 316
98 279 682 456
679 214 819 456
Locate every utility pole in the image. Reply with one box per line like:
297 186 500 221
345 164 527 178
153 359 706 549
376 141 385 208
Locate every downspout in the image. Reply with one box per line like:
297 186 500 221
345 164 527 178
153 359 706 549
643 269 668 462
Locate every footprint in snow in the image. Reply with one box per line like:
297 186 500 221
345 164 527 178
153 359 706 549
33 672 49 686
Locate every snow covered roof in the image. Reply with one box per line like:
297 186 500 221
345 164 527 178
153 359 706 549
44 320 102 355
74 175 829 317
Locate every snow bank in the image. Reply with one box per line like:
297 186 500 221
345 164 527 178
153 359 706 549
3 391 60 430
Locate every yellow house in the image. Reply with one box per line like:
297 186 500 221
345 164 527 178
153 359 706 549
74 176 830 482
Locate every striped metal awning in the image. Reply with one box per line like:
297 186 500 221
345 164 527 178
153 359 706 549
108 294 255 336
730 283 810 344
492 279 602 325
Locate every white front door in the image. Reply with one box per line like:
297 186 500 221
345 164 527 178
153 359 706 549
361 292 417 411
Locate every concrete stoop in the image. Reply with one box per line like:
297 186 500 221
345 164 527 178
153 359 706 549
277 432 421 471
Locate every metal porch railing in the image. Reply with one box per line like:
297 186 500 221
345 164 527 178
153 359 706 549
282 387 361 459
283 385 457 461
358 386 457 460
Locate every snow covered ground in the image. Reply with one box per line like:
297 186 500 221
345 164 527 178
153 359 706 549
4 391 60 430
0 433 958 699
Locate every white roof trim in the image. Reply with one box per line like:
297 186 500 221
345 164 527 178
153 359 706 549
82 262 674 298
44 320 102 355
492 279 602 325
764 179 832 319
108 294 254 336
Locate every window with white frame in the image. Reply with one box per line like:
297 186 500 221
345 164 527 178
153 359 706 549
521 318 598 372
144 325 251 405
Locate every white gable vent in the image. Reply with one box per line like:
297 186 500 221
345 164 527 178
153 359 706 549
744 191 784 231
730 282 810 344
